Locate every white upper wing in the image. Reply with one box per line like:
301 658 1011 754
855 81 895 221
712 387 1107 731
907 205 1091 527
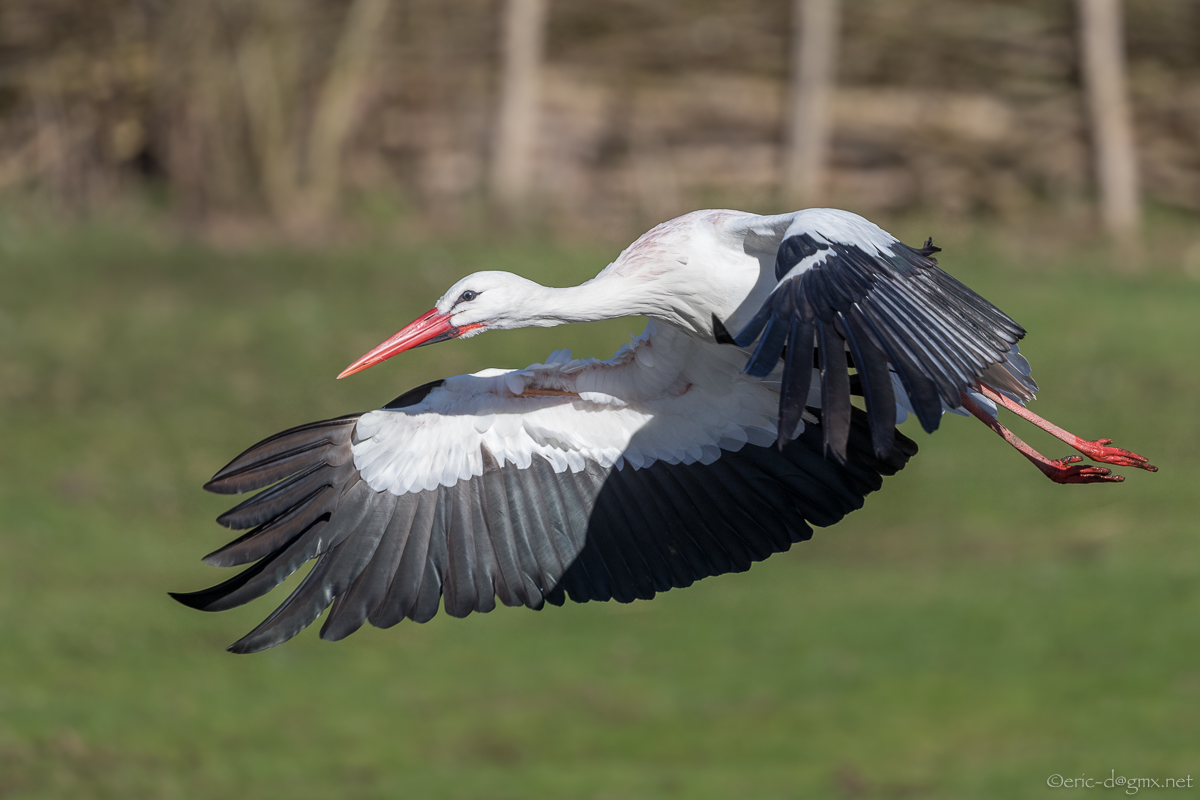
352 322 783 495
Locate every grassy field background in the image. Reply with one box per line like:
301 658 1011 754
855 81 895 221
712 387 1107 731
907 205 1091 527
0 212 1197 798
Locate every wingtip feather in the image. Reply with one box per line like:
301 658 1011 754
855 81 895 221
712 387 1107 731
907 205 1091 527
168 590 217 611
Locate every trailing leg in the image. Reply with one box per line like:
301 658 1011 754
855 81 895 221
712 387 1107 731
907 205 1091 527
960 393 1123 484
977 384 1157 472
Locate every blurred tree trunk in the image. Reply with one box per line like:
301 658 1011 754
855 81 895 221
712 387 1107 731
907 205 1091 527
783 0 839 209
490 0 547 215
1078 0 1140 238
307 0 392 218
235 0 391 229
234 8 300 223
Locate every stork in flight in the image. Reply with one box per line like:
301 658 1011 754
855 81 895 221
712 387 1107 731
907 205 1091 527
173 208 1156 653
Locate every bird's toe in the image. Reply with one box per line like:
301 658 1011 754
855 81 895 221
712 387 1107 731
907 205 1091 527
1042 458 1124 484
1077 438 1157 471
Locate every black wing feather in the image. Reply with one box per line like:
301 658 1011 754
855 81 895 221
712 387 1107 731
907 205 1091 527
731 233 1033 452
369 490 438 627
231 491 398 654
321 493 420 641
840 306 896 458
776 302 815 447
817 320 852 463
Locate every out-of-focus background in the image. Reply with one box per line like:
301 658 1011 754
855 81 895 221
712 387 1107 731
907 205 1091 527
1 1 1197 798
3 0 1200 233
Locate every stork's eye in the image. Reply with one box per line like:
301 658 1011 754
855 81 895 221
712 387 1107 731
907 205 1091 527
458 290 477 303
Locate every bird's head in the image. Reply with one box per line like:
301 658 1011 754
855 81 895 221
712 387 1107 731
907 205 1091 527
337 271 544 378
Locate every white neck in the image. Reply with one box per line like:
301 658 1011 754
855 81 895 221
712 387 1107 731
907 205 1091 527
522 275 663 327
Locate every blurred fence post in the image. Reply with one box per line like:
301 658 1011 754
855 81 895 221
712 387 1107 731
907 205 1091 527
1078 0 1140 239
490 0 548 216
784 0 839 209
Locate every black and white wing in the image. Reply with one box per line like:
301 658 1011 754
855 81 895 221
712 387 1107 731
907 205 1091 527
724 209 1037 462
173 330 916 653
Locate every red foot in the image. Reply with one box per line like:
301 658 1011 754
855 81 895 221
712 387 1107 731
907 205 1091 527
1039 455 1124 484
1074 438 1158 471
976 384 1159 476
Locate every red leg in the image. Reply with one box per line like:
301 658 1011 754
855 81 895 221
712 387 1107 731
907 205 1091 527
977 384 1157 472
960 394 1123 484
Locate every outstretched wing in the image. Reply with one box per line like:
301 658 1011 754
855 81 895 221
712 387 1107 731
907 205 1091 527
173 335 917 653
725 209 1037 462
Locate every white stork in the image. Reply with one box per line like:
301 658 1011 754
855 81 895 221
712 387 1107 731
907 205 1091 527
173 208 1156 653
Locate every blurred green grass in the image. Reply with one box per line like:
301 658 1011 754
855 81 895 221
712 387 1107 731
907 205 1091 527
0 216 1197 799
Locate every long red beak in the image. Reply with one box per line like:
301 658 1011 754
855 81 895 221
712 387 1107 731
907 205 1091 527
337 309 480 379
